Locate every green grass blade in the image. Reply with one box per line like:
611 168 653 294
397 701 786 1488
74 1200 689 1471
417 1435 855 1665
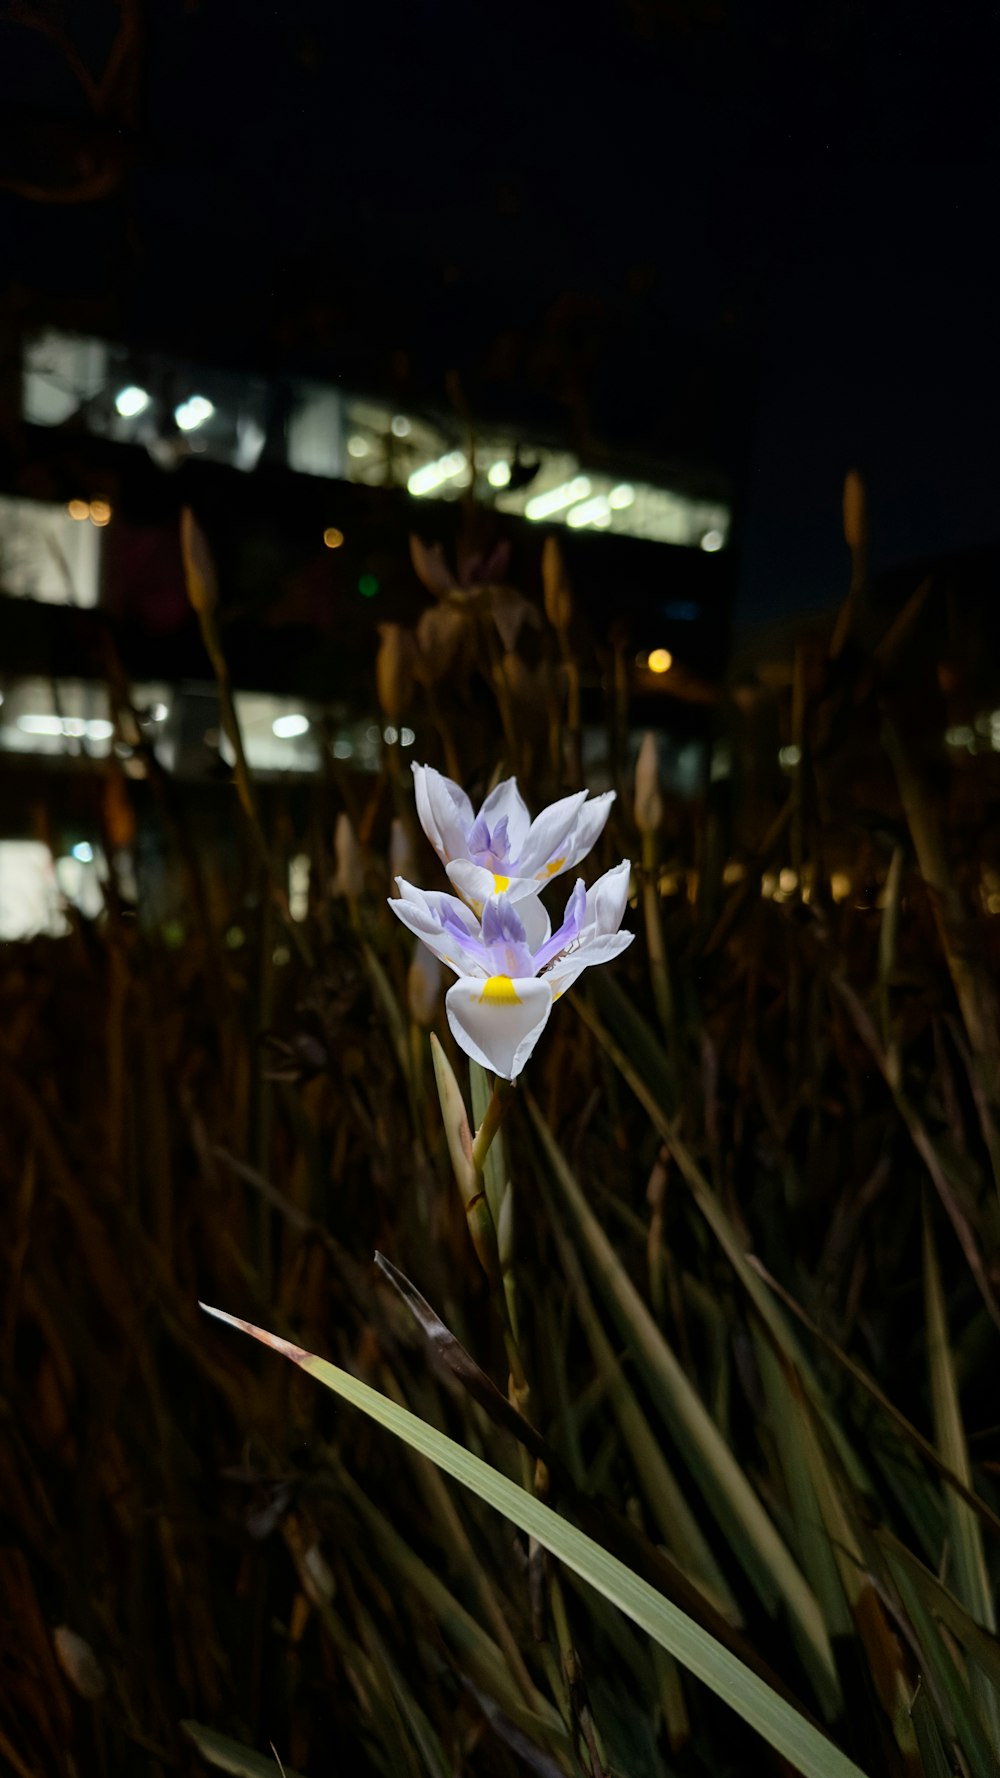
922 1205 1000 1747
201 1303 868 1778
886 1545 1000 1778
524 1095 841 1714
572 993 868 1492
908 1682 956 1778
181 1722 305 1778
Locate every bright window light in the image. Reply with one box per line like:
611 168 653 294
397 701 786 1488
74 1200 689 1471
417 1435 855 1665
20 714 114 741
0 841 67 940
347 435 370 458
400 727 415 746
67 499 90 521
71 841 94 863
524 476 591 521
647 648 673 674
778 744 802 769
407 451 467 497
566 495 612 529
289 853 310 921
700 528 724 552
488 460 511 488
115 385 150 418
18 714 65 735
333 739 353 758
609 483 635 509
174 395 214 432
391 415 411 437
272 713 310 739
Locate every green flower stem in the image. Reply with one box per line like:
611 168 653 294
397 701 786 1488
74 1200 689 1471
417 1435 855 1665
471 1077 517 1174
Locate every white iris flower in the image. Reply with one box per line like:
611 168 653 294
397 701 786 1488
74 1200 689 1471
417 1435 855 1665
412 763 615 904
390 861 633 1080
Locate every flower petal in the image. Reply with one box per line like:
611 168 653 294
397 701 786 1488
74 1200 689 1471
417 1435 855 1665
584 858 633 935
412 764 474 864
390 878 485 975
514 790 589 876
544 930 634 1001
476 777 532 858
446 860 543 906
516 892 551 954
532 878 586 971
561 790 616 866
445 976 553 1081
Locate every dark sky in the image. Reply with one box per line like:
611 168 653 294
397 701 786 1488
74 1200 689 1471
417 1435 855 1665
2 0 998 627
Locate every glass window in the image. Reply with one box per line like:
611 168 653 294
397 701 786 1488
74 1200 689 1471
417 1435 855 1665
0 495 101 606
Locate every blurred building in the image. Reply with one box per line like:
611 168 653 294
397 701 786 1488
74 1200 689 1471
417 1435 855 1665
0 311 747 935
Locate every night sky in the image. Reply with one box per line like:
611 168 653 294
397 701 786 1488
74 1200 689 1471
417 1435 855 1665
2 1 997 628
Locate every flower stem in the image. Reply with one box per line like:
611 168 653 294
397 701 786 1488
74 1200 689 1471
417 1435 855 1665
471 1077 516 1173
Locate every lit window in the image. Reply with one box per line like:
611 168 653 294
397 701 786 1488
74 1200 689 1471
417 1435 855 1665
0 496 100 607
0 842 68 940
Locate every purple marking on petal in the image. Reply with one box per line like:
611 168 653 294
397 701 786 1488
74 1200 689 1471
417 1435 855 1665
481 895 527 949
533 878 587 971
441 905 491 966
489 815 510 861
468 815 491 856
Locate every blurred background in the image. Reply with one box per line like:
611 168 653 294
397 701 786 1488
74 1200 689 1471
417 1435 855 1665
3 6 1000 1778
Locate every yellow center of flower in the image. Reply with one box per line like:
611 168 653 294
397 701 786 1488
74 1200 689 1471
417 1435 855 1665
479 974 521 1005
543 856 566 878
492 873 510 892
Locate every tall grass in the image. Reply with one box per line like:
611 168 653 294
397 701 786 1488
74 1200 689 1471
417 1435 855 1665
2 498 999 1777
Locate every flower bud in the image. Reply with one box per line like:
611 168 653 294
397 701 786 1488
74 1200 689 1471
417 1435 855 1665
414 601 467 684
842 469 867 556
634 732 663 835
389 817 414 889
180 507 217 616
542 534 573 632
53 1627 106 1700
331 811 364 900
407 940 442 1028
375 623 416 723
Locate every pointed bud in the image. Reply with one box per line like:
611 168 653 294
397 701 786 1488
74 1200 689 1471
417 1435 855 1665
53 1627 106 1700
634 732 663 834
429 1032 477 1201
180 507 217 616
409 534 455 599
414 601 467 684
331 812 364 899
542 534 573 631
389 818 414 889
429 1031 502 1288
842 469 867 556
407 940 442 1028
375 623 416 723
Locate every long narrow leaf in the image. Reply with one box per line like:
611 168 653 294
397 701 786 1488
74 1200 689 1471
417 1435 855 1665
923 1207 1000 1746
525 1094 842 1715
201 1303 869 1778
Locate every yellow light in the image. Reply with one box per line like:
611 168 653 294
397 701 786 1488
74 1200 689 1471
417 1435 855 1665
89 499 112 525
323 526 344 549
67 499 89 521
647 648 673 674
